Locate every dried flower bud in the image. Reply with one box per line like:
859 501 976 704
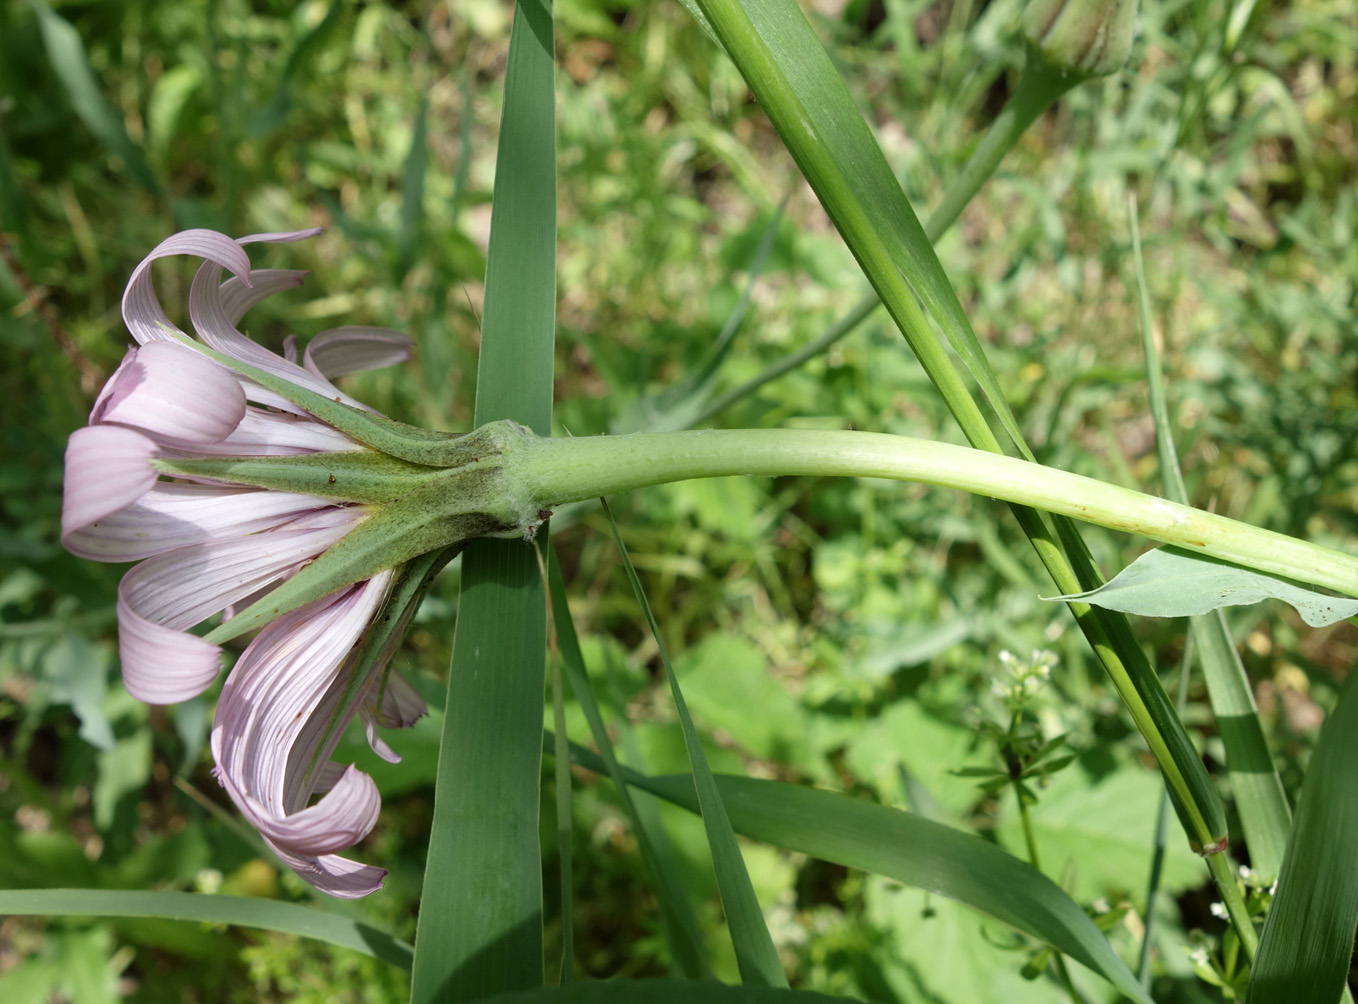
1023 0 1138 78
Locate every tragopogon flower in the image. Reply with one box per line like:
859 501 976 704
62 228 435 896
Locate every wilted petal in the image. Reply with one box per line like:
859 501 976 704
91 342 246 446
268 845 387 900
219 269 308 326
123 229 253 346
211 572 394 895
116 589 224 703
62 426 159 547
304 327 414 379
65 482 334 562
116 513 362 700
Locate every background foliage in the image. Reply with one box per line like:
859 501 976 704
1 0 1356 1000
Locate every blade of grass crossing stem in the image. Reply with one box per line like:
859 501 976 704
1247 671 1358 1004
409 0 556 1000
688 0 1026 459
602 499 787 988
547 553 710 977
537 550 574 983
0 890 412 971
690 0 1227 855
548 739 1156 1004
1129 197 1291 879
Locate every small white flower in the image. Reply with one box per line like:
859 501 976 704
1210 901 1228 920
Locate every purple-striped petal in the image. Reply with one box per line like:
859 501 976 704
161 407 361 457
303 327 414 378
64 482 334 562
62 426 159 547
211 572 394 896
219 269 308 326
122 230 253 346
91 342 246 446
116 589 224 703
116 513 362 701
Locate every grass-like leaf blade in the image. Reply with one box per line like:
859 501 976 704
0 889 412 971
547 553 710 977
1247 671 1358 1004
469 980 859 1003
409 0 557 999
1128 199 1292 881
602 500 787 987
554 746 1155 1004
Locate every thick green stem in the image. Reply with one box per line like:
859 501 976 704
510 429 1358 599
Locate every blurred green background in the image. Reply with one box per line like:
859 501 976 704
2 0 1356 1000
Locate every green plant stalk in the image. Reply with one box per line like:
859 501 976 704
1012 780 1083 1004
1207 852 1259 963
689 0 1228 857
512 429 1358 603
699 65 1072 425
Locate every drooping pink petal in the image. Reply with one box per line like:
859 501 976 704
211 571 395 896
358 670 428 763
116 590 224 704
65 483 335 561
219 269 308 326
62 426 159 547
303 327 414 379
116 512 363 701
90 342 247 446
122 230 253 346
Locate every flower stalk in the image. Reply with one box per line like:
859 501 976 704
501 427 1358 600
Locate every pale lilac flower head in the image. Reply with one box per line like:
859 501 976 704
61 228 428 897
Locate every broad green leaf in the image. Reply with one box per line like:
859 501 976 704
603 500 787 988
409 0 557 999
0 889 413 971
1049 547 1358 628
1247 670 1358 1004
28 0 159 193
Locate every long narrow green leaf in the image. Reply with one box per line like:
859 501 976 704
409 0 557 999
687 0 1027 457
470 979 857 1003
0 890 412 971
1247 671 1358 1004
549 738 1155 1004
603 500 787 988
547 554 710 977
1128 200 1292 880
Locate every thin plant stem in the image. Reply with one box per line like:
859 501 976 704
1012 779 1084 1004
1207 851 1259 963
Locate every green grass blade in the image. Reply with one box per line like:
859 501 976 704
602 500 787 988
409 0 557 999
0 889 412 971
688 0 1027 457
690 0 1227 855
466 979 861 1003
1129 199 1291 879
1246 671 1358 1004
397 96 430 278
547 554 710 978
28 0 160 193
542 551 575 983
551 739 1155 1004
